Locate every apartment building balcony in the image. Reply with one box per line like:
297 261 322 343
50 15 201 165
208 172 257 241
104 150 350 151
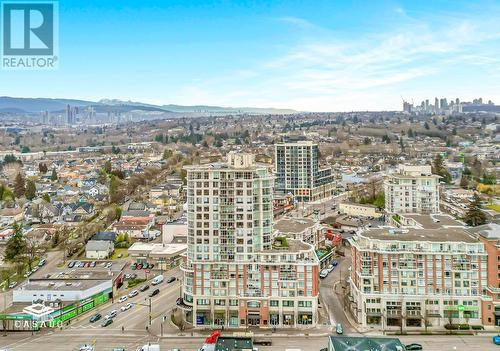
487 286 500 294
180 261 194 272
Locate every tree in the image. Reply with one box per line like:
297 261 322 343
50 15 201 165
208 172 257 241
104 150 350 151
42 193 51 203
0 184 14 201
25 179 37 200
97 169 108 184
424 121 430 130
50 168 58 181
109 175 125 204
363 137 371 145
464 193 487 226
432 154 451 184
24 236 41 271
5 223 26 261
13 172 26 198
407 128 414 138
38 162 48 173
459 176 469 189
104 160 112 174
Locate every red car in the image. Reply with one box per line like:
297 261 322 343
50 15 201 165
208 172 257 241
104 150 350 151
136 263 143 270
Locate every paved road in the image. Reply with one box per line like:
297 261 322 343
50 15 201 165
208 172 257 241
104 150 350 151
1 332 496 351
318 248 352 332
68 267 183 335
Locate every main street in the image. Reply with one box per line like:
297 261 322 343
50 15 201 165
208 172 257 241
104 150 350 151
0 332 496 351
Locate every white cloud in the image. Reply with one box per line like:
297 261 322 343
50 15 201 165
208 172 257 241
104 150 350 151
173 7 500 111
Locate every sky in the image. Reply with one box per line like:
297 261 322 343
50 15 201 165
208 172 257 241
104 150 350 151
2 0 500 112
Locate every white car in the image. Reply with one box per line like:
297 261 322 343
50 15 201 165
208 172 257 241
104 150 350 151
326 264 335 273
119 296 128 303
121 303 132 311
128 290 138 298
79 345 94 351
319 269 329 279
105 310 118 319
8 282 17 289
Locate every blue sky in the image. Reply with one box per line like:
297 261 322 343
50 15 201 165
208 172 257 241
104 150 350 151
2 0 500 111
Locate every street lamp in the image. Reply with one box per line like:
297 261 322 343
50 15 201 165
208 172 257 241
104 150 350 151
131 297 152 327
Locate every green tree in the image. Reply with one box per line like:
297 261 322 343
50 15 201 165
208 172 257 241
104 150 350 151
50 168 58 181
25 179 37 200
13 172 26 198
104 160 112 174
5 223 26 261
432 154 451 184
464 193 487 227
0 184 14 201
363 137 371 145
459 176 469 189
42 193 51 203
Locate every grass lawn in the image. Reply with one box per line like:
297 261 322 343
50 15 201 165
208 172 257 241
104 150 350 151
111 248 129 260
486 204 500 213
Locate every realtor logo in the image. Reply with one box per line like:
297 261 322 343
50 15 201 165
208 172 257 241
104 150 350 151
1 1 58 69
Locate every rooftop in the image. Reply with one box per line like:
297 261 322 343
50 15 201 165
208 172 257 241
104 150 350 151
273 217 316 234
360 227 477 243
402 213 465 229
17 279 109 292
215 337 253 351
329 336 404 351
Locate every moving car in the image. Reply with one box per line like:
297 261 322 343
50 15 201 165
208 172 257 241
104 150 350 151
166 276 176 284
121 303 132 311
89 313 102 323
128 290 139 298
149 288 160 297
139 284 150 292
119 296 128 303
152 275 164 285
105 310 118 319
101 318 113 327
405 344 423 350
336 323 343 335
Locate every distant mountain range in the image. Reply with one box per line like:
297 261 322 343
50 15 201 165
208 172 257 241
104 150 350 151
0 96 298 115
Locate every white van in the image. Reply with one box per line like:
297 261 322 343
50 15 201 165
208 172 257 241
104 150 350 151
136 344 160 351
152 274 164 285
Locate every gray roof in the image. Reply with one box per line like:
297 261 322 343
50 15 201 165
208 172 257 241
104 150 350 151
86 240 113 251
468 223 500 239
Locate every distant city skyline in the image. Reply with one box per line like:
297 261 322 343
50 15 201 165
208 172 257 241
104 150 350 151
1 1 500 112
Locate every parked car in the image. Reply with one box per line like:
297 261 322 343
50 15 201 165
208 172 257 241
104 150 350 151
326 264 334 273
8 282 17 289
405 344 423 351
90 261 96 268
136 263 143 270
143 263 149 269
332 260 338 267
166 276 176 284
68 261 75 268
38 258 46 267
112 348 125 351
319 269 329 279
131 263 137 270
493 336 500 345
121 303 132 312
119 296 128 303
139 284 150 292
89 313 102 323
149 289 160 297
336 323 343 335
101 318 113 327
105 310 118 319
105 262 113 268
128 290 138 298
129 273 137 280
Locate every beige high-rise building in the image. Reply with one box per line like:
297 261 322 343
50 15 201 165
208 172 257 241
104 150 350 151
384 165 440 214
178 152 320 329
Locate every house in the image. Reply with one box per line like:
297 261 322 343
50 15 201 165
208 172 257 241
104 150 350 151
0 228 14 243
85 240 114 259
